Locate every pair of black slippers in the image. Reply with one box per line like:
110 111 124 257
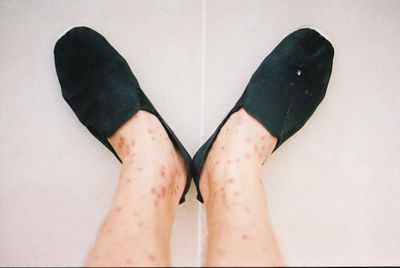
54 26 334 204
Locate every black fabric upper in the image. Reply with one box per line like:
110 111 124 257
54 26 192 203
192 28 334 202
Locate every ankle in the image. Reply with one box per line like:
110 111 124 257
199 109 276 202
203 108 277 171
108 111 187 196
223 109 277 164
108 111 170 161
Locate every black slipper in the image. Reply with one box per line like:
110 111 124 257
192 28 334 202
54 26 192 204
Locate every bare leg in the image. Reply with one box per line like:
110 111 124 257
85 111 186 267
201 108 283 266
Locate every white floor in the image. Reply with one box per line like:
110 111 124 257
1 0 399 266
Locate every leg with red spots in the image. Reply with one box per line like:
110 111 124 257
200 108 283 266
85 111 186 267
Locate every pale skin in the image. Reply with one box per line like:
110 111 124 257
85 108 283 267
200 108 283 266
85 111 187 267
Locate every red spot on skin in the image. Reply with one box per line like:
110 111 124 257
138 222 143 227
133 211 138 217
160 170 166 178
116 207 122 212
251 221 256 227
105 228 112 234
220 187 225 192
160 186 166 197
227 160 232 164
221 145 225 150
245 153 251 159
228 178 234 184
242 234 248 240
126 179 131 183
154 200 159 207
129 160 134 165
148 254 156 262
245 137 252 143
93 255 99 261
226 127 230 132
151 136 156 141
138 167 143 171
147 129 152 134
151 187 157 195
125 258 132 265
261 135 266 140
117 136 124 149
